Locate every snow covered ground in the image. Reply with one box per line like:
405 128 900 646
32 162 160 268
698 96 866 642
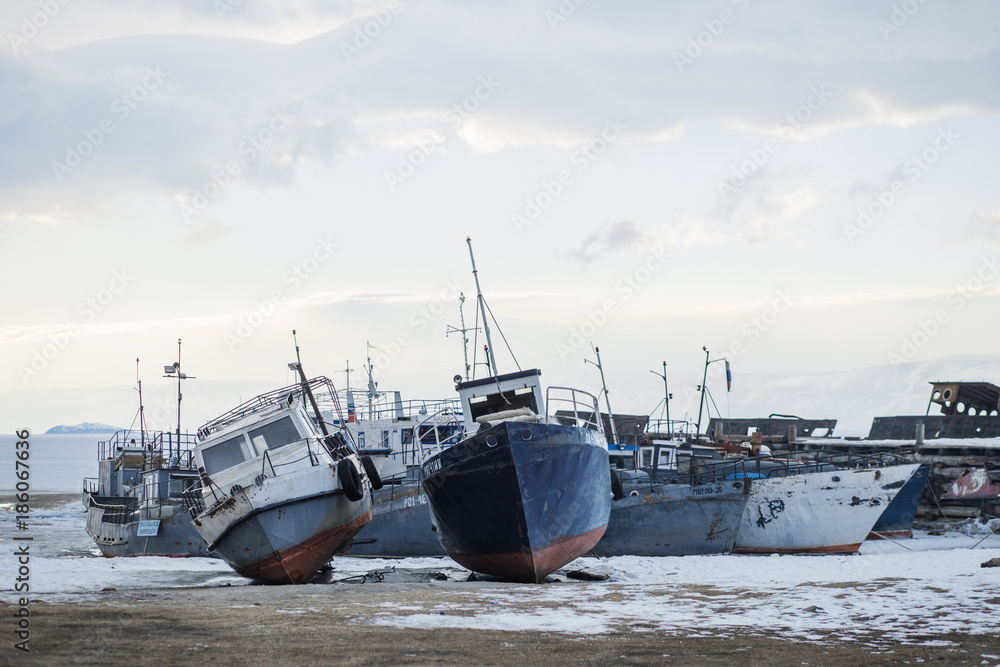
2 501 998 645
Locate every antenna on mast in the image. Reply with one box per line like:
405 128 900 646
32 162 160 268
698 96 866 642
363 340 379 420
163 338 194 458
467 237 499 377
136 358 146 449
446 293 479 382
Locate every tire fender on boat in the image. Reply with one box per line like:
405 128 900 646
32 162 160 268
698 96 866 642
360 455 384 490
338 459 364 502
610 469 624 501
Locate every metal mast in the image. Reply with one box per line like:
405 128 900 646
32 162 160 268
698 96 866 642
696 346 710 437
650 361 671 439
466 237 498 376
446 293 478 382
163 338 194 457
585 345 618 446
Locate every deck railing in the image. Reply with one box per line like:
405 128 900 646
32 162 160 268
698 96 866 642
545 387 605 435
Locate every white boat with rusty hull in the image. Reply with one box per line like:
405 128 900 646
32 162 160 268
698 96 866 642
187 371 378 584
719 456 921 554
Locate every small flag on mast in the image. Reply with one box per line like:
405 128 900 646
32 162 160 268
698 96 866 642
725 361 732 392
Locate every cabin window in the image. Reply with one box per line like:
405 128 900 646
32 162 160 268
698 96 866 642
202 437 248 475
401 428 413 445
381 430 390 448
248 417 302 452
640 448 653 468
358 432 366 449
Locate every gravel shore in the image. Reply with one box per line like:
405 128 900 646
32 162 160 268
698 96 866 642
5 583 999 665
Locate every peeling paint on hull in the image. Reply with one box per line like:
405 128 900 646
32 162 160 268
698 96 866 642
422 421 611 583
593 480 750 557
346 483 445 557
733 463 920 554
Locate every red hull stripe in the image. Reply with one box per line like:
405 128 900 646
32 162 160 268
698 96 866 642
450 524 608 583
733 542 862 555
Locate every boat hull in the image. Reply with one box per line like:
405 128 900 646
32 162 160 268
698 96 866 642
869 464 930 539
733 463 920 554
421 421 610 583
193 465 372 584
85 499 212 557
346 481 446 557
593 479 750 557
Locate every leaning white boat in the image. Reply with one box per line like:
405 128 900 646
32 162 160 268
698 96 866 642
730 459 920 554
187 373 376 584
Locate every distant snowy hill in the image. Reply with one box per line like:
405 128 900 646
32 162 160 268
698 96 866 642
45 422 121 435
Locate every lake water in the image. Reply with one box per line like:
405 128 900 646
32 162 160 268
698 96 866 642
0 433 100 494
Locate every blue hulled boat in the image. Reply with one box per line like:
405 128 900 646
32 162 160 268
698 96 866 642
870 463 931 538
420 369 611 582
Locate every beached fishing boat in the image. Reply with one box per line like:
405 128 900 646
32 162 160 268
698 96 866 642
725 456 921 554
83 344 210 557
421 369 611 582
593 472 750 557
187 360 377 584
417 238 611 582
83 430 209 557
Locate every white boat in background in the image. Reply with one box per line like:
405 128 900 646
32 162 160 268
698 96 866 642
729 458 921 554
187 366 377 584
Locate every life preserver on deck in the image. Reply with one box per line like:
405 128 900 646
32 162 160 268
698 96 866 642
338 459 364 502
610 469 624 501
360 455 384 491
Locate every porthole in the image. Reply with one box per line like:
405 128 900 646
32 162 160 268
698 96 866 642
486 435 499 448
520 429 533 441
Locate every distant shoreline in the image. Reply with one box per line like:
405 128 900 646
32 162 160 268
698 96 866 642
0 493 79 507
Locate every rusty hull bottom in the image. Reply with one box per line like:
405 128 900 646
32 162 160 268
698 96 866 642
449 524 607 583
733 542 863 555
236 510 372 584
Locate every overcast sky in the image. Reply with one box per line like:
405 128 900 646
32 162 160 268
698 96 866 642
1 0 998 433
